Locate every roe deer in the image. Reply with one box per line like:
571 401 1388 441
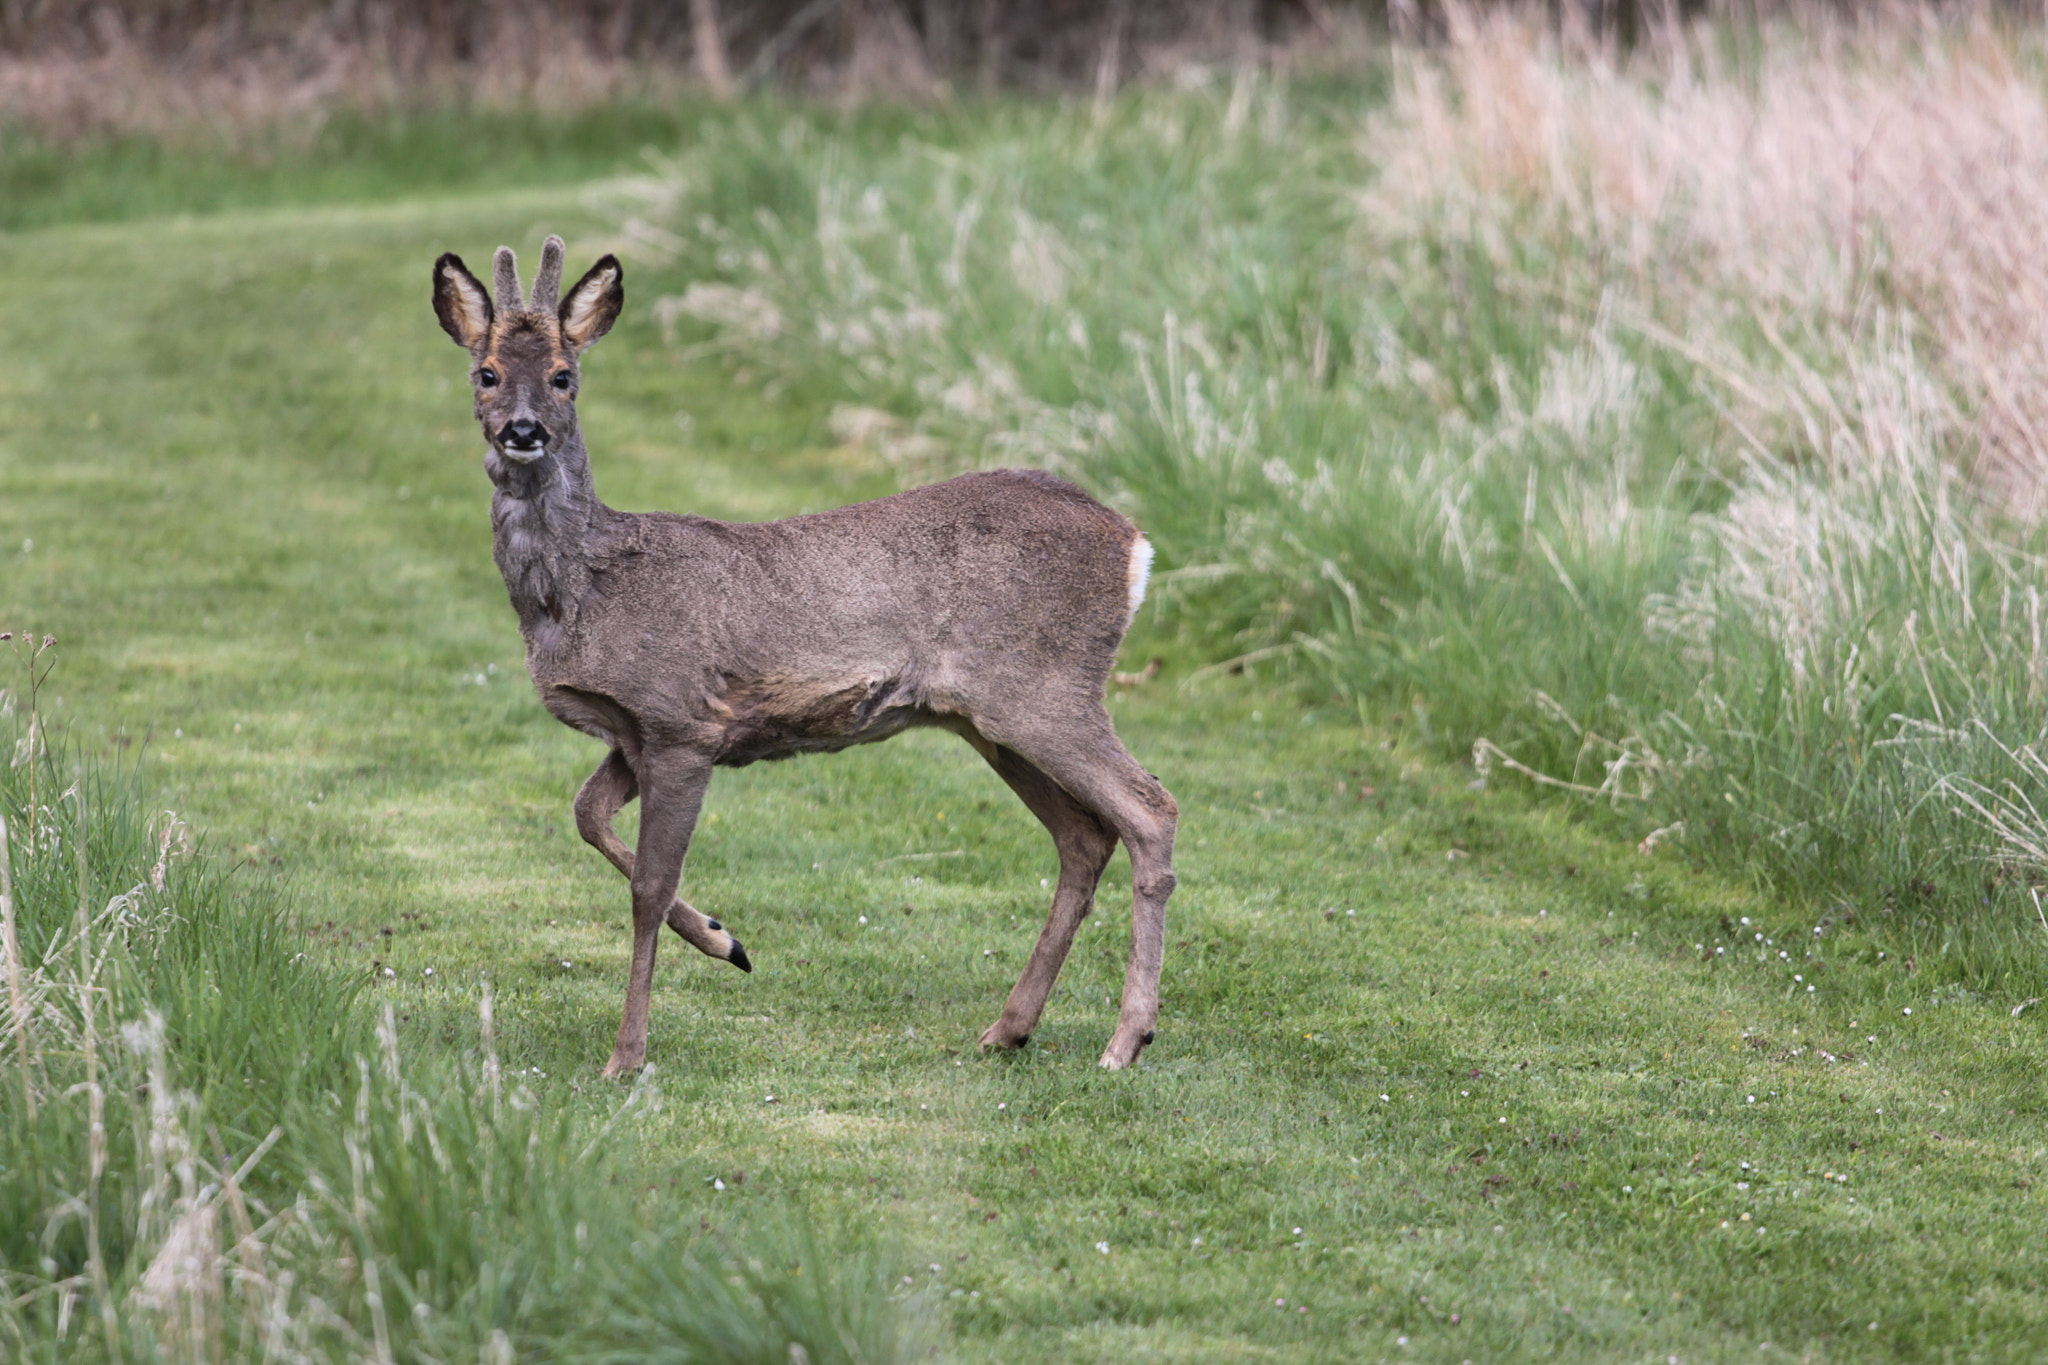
432 237 1178 1075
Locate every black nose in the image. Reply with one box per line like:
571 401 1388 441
500 419 548 450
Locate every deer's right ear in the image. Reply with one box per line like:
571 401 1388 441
433 253 494 350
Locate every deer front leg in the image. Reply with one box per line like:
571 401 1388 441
575 749 750 972
603 749 714 1078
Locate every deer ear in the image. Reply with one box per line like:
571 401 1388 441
434 253 493 350
559 255 624 352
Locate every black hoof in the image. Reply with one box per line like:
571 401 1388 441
727 939 753 973
707 918 722 931
1016 1033 1030 1048
1140 1030 1156 1045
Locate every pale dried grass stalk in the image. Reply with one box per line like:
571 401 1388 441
1365 4 2048 506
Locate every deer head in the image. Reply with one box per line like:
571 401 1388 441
432 236 624 465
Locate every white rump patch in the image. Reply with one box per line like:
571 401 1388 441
1126 536 1154 620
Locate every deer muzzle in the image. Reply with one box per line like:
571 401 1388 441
498 418 550 462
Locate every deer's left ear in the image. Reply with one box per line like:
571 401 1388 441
560 255 624 352
433 253 494 350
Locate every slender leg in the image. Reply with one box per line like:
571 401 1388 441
575 749 750 971
982 705 1177 1070
602 748 714 1078
961 734 1117 1050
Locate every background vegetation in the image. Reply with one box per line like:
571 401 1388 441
9 3 2048 1361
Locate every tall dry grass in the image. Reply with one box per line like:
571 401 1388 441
1371 4 2048 507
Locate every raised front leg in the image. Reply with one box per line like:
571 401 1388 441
603 748 715 1078
575 748 750 972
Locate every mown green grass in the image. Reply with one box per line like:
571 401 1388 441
5 120 2048 1361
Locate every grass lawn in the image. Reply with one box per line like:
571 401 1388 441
5 168 2048 1361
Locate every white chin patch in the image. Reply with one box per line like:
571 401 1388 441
1126 535 1154 620
498 445 546 464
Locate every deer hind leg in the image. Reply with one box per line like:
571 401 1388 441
984 706 1177 1070
603 747 714 1077
966 738 1117 1052
574 748 750 972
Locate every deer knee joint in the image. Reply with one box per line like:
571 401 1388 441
1135 868 1177 903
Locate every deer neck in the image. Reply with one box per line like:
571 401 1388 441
487 432 606 650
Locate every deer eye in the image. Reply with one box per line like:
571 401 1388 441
551 371 573 391
477 367 499 388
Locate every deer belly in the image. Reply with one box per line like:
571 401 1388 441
711 672 923 766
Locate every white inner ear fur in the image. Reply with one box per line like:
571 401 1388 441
1126 535 1154 621
445 270 492 346
562 267 618 347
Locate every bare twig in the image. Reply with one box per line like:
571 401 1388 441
1472 737 1648 803
874 848 965 866
1177 642 1300 690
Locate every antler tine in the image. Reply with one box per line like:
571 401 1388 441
530 235 567 312
492 246 523 313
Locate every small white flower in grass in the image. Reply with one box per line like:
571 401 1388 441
383 967 395 978
998 1103 1007 1111
1741 917 1751 925
1274 1298 1285 1308
858 915 868 924
1747 1095 1756 1104
1380 1094 1390 1102
1191 1237 1202 1246
1041 878 1050 888
1396 1336 1408 1346
1808 985 1816 993
424 967 435 976
1903 1008 1912 1015
765 1094 776 1103
930 1264 941 1273
1794 975 1802 982
713 1178 726 1191
1460 1090 1469 1097
1096 1242 1109 1255
920 1103 928 1110
1499 1117 1507 1124
1623 1185 1632 1193
1293 1227 1303 1235
1736 1181 1750 1190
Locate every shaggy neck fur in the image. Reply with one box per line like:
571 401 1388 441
487 431 607 653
